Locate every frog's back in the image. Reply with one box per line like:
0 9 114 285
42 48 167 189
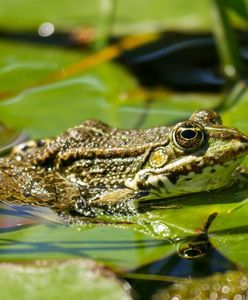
57 119 170 150
9 120 170 191
48 120 171 188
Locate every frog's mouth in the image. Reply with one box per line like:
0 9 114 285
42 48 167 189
125 135 248 199
165 138 248 186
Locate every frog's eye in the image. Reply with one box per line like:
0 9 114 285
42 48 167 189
172 122 206 151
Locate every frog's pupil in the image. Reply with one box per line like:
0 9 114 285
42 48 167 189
181 129 197 140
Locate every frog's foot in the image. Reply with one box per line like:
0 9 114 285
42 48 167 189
73 197 100 217
89 199 137 216
72 188 141 217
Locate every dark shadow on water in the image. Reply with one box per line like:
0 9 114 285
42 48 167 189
2 28 248 93
127 247 236 300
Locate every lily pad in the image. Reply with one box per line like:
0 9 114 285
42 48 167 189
0 38 222 138
208 184 248 270
0 39 140 137
0 260 132 300
0 0 212 33
0 200 175 271
0 221 174 271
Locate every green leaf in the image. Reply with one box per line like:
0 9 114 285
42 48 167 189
225 0 248 21
0 220 174 271
0 39 221 138
0 260 132 300
0 0 212 33
221 82 248 149
209 189 248 270
0 40 140 138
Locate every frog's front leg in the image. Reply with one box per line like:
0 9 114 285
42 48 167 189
73 188 146 217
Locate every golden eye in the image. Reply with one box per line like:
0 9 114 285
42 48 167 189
172 121 206 151
149 147 168 168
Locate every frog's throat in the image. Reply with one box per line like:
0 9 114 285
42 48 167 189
125 157 244 199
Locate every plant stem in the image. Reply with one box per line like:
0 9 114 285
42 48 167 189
211 0 244 82
95 0 118 49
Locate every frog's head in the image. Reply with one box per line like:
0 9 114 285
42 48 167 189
125 110 248 199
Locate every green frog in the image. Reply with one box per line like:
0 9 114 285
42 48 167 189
0 110 248 220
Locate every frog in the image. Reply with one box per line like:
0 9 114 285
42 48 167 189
0 109 248 221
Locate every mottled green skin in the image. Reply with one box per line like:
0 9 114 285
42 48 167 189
0 110 248 219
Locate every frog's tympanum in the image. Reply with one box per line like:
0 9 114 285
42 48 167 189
0 110 248 219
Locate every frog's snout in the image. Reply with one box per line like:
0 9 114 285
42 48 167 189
241 137 248 155
231 130 248 157
240 132 248 146
234 130 248 153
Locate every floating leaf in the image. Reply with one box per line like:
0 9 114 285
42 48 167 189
0 260 132 300
0 224 174 271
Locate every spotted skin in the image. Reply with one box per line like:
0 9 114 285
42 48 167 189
0 110 248 219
